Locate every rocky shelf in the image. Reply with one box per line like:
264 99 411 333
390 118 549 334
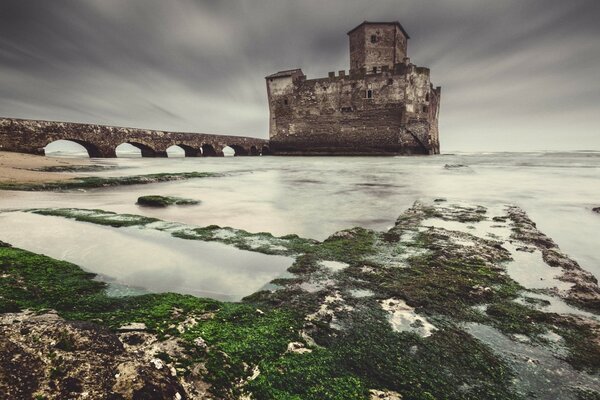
0 202 598 399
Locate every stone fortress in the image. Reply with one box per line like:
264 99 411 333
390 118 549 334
266 21 441 155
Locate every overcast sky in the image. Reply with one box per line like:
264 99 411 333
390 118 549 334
1 0 599 151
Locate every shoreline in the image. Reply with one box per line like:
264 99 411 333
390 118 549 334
0 151 219 191
0 151 93 184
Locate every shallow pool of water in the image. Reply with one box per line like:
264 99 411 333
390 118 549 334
0 212 292 301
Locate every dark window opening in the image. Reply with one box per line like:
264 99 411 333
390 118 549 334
341 106 353 112
366 90 373 99
425 93 430 102
388 78 394 85
371 35 377 43
283 99 288 105
422 105 428 113
372 66 378 74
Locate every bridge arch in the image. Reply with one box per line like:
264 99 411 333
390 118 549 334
167 144 200 157
201 144 218 157
250 145 259 156
116 141 160 157
222 145 235 157
44 139 103 158
225 144 249 156
261 145 271 155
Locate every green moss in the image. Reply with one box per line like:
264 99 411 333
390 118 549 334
32 165 112 173
32 208 160 228
485 301 550 337
0 246 106 310
182 304 301 365
481 301 600 373
170 223 317 256
314 228 378 263
288 253 321 274
577 388 600 400
247 350 369 400
2 200 597 398
553 319 600 373
0 171 217 191
29 207 318 256
0 244 305 397
137 195 199 207
371 254 522 320
331 319 520 400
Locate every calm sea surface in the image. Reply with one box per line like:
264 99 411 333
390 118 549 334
0 151 598 298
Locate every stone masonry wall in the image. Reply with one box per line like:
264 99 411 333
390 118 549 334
349 24 408 73
267 62 440 155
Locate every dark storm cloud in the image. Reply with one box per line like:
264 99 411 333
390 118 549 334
1 0 599 150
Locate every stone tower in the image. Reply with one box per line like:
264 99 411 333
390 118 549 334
348 21 410 74
265 20 441 156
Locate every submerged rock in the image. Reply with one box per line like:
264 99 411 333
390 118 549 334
137 195 199 207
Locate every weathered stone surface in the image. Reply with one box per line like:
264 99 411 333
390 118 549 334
266 21 440 155
0 117 269 158
0 311 190 399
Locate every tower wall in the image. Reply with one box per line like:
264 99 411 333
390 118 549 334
266 64 440 155
349 23 408 73
265 21 440 155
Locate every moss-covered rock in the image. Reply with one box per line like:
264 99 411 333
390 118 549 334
2 201 599 399
137 195 199 207
0 171 217 191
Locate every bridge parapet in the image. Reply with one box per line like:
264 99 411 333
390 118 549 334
0 117 269 157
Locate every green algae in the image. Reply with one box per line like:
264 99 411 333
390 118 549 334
29 208 318 256
171 225 318 256
2 201 599 398
0 243 306 397
247 349 370 400
136 195 199 207
0 171 217 191
32 209 160 228
0 237 522 399
31 165 113 173
577 388 600 400
0 243 105 313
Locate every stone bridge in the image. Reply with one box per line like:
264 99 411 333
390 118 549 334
0 117 270 157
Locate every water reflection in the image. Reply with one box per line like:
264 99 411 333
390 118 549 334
0 212 292 301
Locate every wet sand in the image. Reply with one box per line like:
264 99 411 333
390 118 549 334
0 151 90 183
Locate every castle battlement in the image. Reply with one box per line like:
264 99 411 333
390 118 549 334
266 21 440 155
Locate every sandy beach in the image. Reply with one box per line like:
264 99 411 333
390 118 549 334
0 151 91 184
